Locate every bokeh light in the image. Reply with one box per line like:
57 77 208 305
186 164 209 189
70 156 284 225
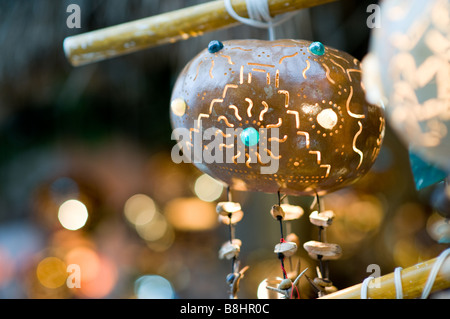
65 247 100 283
194 174 224 202
58 199 89 231
134 275 175 299
36 257 68 289
165 197 218 231
124 194 156 226
135 212 168 242
76 255 118 298
323 191 385 259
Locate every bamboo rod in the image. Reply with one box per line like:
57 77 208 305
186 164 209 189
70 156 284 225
319 254 450 299
63 0 337 66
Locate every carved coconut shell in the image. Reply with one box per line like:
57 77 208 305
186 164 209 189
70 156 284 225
170 39 385 196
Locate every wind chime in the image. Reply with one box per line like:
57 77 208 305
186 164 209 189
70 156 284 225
63 0 450 299
169 0 385 297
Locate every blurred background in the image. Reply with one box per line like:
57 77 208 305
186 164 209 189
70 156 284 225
0 0 448 299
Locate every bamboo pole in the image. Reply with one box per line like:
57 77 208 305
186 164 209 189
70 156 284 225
63 0 337 66
319 254 450 299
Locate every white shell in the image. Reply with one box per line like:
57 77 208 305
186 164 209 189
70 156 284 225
274 241 297 257
219 239 241 260
270 205 285 220
278 278 292 290
218 210 244 225
314 277 333 287
309 210 335 227
216 202 242 216
303 240 342 260
280 204 304 220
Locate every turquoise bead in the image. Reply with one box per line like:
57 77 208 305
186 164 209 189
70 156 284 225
240 127 259 146
309 41 325 56
208 40 224 53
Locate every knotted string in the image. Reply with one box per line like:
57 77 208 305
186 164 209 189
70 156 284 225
223 0 298 40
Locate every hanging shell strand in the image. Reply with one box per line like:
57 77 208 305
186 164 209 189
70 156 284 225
216 188 248 299
303 195 340 297
266 194 307 299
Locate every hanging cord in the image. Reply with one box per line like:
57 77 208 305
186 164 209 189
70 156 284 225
227 186 237 274
277 191 288 279
223 0 299 40
314 192 328 280
361 248 450 299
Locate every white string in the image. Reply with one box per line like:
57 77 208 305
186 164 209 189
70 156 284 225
421 248 450 299
394 267 403 299
360 276 373 299
223 0 298 40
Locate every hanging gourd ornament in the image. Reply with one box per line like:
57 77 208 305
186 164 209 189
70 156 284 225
362 0 450 174
171 39 385 196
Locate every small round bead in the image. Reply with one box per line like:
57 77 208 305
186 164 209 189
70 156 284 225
240 127 259 146
170 98 187 117
309 41 325 56
208 40 224 53
226 273 236 284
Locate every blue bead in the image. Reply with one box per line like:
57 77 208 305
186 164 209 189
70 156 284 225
226 273 235 284
240 127 259 147
309 41 325 56
208 40 224 53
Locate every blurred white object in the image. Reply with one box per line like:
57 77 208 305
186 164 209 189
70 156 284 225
362 0 450 172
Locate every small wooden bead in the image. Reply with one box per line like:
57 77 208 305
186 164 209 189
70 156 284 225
309 210 335 227
218 210 244 225
278 278 292 290
285 233 300 247
219 239 241 260
280 204 304 220
274 241 298 257
216 201 241 216
270 205 285 220
303 240 342 260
